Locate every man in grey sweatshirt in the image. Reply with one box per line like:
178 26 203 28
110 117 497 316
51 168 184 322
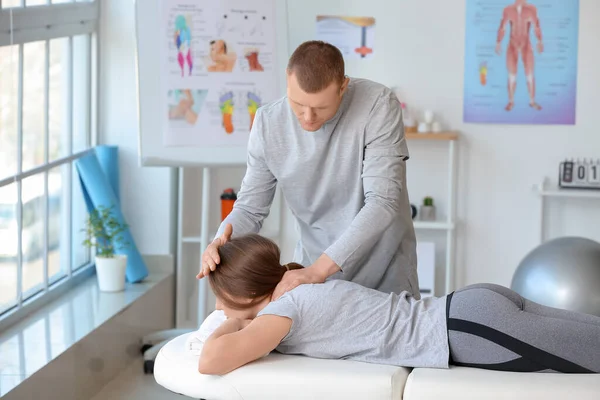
198 41 419 300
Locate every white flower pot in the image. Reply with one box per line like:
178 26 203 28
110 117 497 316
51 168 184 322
95 254 127 292
420 205 436 222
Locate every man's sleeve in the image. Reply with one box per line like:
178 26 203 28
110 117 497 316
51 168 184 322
324 92 409 274
215 108 277 239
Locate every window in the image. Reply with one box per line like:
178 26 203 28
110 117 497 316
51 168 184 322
0 1 99 320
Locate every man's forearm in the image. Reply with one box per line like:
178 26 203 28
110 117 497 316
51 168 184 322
324 199 400 275
311 253 341 281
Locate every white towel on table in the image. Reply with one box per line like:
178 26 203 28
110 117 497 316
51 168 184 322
185 309 227 355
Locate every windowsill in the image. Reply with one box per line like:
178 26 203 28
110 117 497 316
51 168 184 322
0 254 174 397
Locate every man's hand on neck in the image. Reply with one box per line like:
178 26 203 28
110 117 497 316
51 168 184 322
271 254 341 301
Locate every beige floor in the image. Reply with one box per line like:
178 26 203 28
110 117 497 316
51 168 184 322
91 358 188 400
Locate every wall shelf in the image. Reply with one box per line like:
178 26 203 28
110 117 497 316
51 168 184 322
406 131 459 141
537 188 600 199
414 221 455 230
181 236 202 244
533 179 600 243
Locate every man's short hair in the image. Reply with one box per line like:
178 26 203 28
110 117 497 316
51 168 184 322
287 41 345 93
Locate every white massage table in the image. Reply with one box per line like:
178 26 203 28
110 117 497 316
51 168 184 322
154 332 410 399
155 332 600 400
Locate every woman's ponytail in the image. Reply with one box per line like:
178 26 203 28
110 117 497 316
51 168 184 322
282 262 304 271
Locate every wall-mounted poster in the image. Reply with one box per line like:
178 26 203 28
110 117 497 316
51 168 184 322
316 16 375 59
463 0 579 125
162 0 278 146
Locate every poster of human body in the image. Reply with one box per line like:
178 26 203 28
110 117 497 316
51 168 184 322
162 0 278 146
463 0 579 125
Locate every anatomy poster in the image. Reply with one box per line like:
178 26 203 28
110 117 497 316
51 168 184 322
162 0 278 146
463 0 579 125
316 16 375 59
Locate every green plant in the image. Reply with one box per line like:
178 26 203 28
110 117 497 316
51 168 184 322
423 196 434 206
82 204 129 258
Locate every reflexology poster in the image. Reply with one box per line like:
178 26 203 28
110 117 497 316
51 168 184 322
162 0 277 146
316 16 375 59
463 0 579 125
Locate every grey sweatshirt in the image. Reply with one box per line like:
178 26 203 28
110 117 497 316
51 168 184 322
216 77 419 297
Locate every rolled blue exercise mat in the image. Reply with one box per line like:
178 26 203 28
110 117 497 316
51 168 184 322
75 149 148 283
94 145 120 203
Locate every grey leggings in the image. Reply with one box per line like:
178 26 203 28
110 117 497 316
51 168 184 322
446 283 600 373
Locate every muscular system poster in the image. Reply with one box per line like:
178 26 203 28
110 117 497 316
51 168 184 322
162 0 278 147
463 0 579 125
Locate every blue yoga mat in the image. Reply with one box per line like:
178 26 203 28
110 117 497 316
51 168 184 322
75 147 148 283
95 145 120 203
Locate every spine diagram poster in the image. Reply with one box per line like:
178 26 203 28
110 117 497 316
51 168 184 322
162 0 278 146
316 16 375 59
463 0 579 125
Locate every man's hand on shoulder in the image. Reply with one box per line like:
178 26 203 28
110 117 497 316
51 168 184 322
271 254 341 300
271 267 323 301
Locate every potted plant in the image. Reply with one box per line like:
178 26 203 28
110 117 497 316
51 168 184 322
82 204 129 292
420 196 436 221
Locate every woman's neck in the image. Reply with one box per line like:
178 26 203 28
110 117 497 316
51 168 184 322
241 295 273 320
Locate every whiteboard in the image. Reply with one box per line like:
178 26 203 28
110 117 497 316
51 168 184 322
134 0 291 167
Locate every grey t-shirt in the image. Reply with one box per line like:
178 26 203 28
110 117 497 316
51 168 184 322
216 77 419 296
257 279 449 369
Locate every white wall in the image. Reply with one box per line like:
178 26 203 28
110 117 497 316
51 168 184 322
100 0 600 295
99 0 176 256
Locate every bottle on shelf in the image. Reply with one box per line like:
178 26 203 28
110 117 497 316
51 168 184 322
220 188 237 221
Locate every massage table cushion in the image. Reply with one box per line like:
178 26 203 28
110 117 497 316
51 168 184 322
154 332 411 400
404 365 600 400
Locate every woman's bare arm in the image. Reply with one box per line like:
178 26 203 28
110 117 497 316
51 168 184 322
198 315 292 375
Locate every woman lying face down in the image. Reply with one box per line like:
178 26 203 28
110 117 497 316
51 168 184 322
200 234 600 375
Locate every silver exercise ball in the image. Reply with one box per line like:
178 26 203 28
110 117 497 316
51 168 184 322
511 236 600 317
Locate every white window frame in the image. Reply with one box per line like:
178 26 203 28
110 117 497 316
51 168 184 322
0 0 100 331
